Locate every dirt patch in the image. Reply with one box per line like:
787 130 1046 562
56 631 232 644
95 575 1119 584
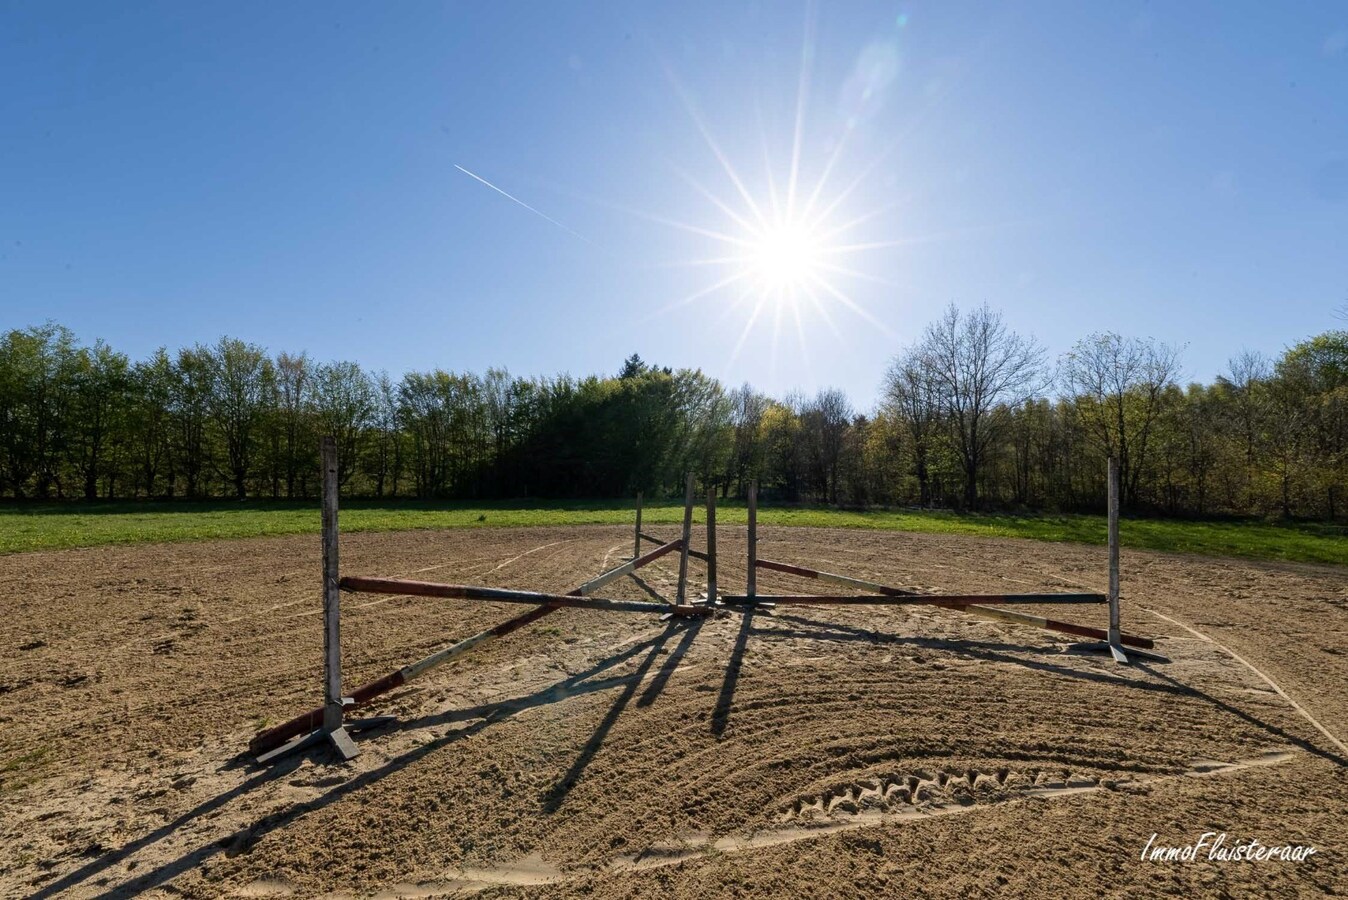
1 526 1344 898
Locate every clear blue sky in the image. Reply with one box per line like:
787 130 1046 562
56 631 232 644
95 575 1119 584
3 1 1345 407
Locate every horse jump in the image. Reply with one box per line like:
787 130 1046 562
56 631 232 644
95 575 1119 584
251 443 1161 763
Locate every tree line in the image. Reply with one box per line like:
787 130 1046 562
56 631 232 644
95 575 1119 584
1 306 1344 519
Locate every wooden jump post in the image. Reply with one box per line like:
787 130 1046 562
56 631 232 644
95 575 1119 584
631 477 718 616
632 492 642 560
705 487 717 605
1069 457 1168 664
675 473 694 607
1108 454 1124 659
254 437 396 764
746 482 757 601
321 435 341 738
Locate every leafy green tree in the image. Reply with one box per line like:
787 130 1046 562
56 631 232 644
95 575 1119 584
364 370 403 497
68 340 131 499
313 360 374 488
0 324 81 497
207 338 273 499
131 349 176 497
1276 332 1348 518
273 351 314 498
172 345 214 498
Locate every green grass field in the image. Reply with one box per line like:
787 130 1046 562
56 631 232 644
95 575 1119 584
1 498 1343 565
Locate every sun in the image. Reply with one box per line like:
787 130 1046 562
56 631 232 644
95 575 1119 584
647 78 900 355
745 219 826 295
637 10 913 369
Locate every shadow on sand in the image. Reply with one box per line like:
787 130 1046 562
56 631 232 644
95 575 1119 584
34 607 1343 898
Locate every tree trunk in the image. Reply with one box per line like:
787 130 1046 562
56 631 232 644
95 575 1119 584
964 459 978 509
915 453 929 507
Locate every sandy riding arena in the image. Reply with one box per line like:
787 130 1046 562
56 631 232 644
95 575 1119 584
2 526 1345 898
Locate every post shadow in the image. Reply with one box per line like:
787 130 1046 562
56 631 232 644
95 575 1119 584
542 623 679 812
48 608 1341 900
30 757 305 900
748 610 1348 769
712 604 756 739
628 572 670 604
40 629 678 899
637 618 701 707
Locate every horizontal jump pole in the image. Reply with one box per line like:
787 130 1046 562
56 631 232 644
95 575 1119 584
751 557 1154 649
579 538 682 596
339 576 711 615
250 604 558 755
720 593 1105 606
640 531 710 563
755 558 919 595
949 604 1156 649
251 543 695 756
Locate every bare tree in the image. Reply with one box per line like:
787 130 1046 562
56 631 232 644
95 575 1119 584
802 388 853 503
882 348 942 507
1218 349 1271 509
917 304 1046 508
1061 333 1182 508
1223 350 1271 463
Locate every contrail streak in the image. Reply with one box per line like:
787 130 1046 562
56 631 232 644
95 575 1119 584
454 164 592 244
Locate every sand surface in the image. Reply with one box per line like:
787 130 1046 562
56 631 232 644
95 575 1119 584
1 525 1344 898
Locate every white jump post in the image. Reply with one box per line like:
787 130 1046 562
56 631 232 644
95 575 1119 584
1073 456 1167 664
675 473 694 607
1107 455 1123 657
321 436 348 745
256 436 395 764
633 492 643 561
746 481 757 601
705 486 717 606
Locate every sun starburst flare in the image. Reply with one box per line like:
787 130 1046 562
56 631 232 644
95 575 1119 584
641 10 913 376
659 158 894 347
